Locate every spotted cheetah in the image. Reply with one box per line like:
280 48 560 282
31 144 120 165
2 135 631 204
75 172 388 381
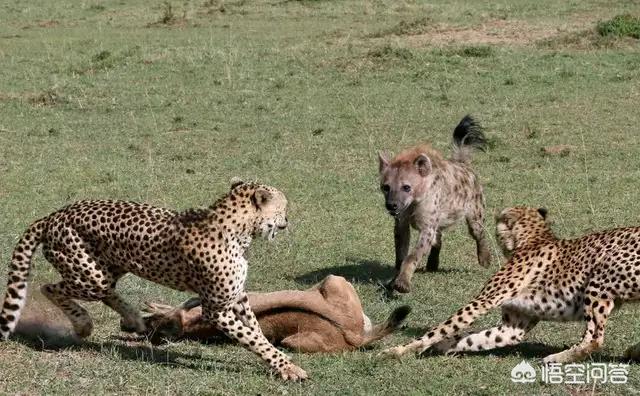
0 179 307 381
383 206 640 363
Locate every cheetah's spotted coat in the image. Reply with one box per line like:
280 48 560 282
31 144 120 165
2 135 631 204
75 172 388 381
383 206 640 363
0 180 307 381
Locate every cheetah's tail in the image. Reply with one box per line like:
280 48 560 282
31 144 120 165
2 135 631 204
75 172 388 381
451 115 487 163
0 218 46 340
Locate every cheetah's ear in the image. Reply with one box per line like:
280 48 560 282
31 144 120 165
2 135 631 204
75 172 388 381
537 207 548 219
230 177 245 189
252 188 273 208
414 154 431 177
378 151 390 173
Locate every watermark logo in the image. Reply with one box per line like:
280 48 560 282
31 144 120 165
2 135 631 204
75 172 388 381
510 361 629 384
511 360 537 383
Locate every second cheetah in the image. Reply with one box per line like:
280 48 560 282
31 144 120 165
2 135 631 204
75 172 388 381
383 206 640 363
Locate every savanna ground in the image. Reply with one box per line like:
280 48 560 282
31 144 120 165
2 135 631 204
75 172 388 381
1 0 640 394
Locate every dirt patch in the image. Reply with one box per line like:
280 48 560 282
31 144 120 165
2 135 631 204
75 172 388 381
541 144 576 156
0 90 66 107
377 15 606 47
22 20 62 29
28 90 65 106
37 20 60 28
410 19 557 46
541 24 640 51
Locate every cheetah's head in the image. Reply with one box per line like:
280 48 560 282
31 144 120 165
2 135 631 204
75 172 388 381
495 206 549 255
230 179 288 241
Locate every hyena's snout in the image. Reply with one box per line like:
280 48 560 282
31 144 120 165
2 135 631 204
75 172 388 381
385 202 399 213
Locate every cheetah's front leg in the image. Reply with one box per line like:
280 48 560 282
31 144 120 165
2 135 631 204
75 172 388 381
203 294 307 381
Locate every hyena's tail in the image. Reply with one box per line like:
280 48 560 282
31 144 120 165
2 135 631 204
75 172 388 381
451 115 487 163
0 218 46 340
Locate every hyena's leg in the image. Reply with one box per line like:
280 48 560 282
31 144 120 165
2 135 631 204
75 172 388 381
432 307 538 354
543 296 614 363
425 231 442 272
202 293 307 381
465 210 491 268
394 217 410 271
392 228 436 293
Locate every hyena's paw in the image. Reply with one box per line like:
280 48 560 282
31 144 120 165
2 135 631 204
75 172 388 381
478 249 491 268
390 276 412 294
277 363 308 381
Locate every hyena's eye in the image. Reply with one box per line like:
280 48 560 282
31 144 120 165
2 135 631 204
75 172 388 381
381 184 390 193
402 185 411 192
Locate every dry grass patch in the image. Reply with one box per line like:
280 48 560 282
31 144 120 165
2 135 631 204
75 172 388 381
0 89 66 107
404 18 596 47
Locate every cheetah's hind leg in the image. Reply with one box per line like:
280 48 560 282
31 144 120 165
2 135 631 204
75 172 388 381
432 307 538 355
543 297 614 364
41 283 93 338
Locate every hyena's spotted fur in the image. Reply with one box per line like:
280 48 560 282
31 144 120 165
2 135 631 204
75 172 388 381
379 115 490 293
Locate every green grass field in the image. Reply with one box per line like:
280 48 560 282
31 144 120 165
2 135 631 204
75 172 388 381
1 0 640 394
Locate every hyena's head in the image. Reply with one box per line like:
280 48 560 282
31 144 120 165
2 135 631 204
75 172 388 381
378 149 432 217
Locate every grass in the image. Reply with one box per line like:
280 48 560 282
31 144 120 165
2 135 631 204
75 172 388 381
597 14 640 39
1 0 640 394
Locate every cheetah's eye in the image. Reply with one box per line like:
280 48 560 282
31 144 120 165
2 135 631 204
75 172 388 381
402 185 411 193
381 184 390 193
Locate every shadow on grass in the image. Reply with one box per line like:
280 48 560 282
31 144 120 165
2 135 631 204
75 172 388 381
293 257 395 285
391 331 627 363
84 339 248 372
13 327 81 350
14 332 249 373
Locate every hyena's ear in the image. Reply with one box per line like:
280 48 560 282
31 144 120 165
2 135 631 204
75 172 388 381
230 177 244 189
378 151 390 173
252 188 273 209
414 154 431 177
537 207 548 219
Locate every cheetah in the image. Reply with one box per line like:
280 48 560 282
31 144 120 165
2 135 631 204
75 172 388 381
382 206 640 363
378 115 490 293
0 179 307 381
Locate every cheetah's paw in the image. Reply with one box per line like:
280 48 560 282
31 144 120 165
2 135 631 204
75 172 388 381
278 363 308 381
